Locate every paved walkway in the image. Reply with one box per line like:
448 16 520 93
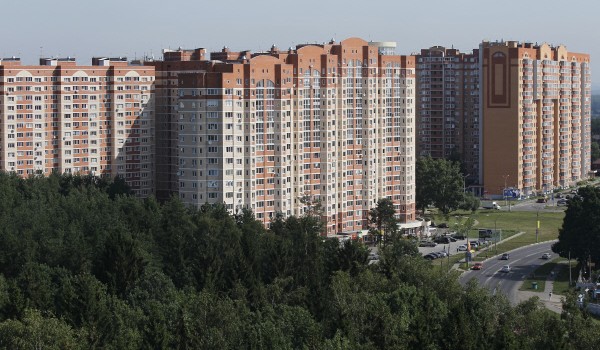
516 264 564 314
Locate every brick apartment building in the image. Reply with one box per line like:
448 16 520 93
481 41 591 197
416 46 481 189
0 57 155 196
415 41 591 197
149 38 419 236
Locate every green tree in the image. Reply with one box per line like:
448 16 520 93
552 186 600 270
459 192 480 212
0 309 86 349
369 198 398 243
591 141 600 162
416 156 465 215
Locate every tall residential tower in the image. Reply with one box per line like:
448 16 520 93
481 41 591 196
158 38 419 235
416 47 480 188
0 57 155 196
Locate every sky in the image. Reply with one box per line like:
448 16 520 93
2 0 598 90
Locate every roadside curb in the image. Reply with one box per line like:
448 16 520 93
453 232 556 276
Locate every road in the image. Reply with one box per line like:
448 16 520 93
459 241 555 305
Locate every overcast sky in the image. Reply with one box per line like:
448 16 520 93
2 0 598 89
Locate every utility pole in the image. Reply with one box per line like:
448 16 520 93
569 250 572 286
494 219 498 255
535 210 539 243
502 174 510 211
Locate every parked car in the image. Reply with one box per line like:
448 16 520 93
419 241 437 247
368 253 380 261
452 234 466 240
457 244 468 252
541 253 551 260
436 251 448 258
469 241 479 249
536 197 548 203
500 253 510 260
472 262 483 270
434 236 450 244
500 265 511 273
437 223 449 228
557 199 568 206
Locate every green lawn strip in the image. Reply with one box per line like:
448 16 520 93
430 253 465 272
433 210 564 249
553 259 579 296
519 261 558 292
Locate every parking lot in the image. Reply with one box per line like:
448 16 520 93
419 237 494 260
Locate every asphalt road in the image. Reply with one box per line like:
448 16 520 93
503 199 566 213
459 241 556 305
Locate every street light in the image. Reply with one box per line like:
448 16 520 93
462 173 470 193
502 174 511 212
535 205 542 243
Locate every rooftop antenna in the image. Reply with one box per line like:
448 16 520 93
39 46 43 59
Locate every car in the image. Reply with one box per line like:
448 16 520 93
469 241 479 249
500 265 511 273
555 193 563 199
436 251 448 258
423 253 436 260
368 253 379 261
557 199 568 206
457 244 468 252
437 223 449 228
536 197 548 203
500 253 510 260
472 262 483 270
434 236 450 244
452 234 466 240
541 253 551 260
419 241 437 247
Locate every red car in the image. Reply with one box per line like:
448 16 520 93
472 262 483 270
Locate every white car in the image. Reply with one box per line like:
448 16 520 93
457 244 468 252
500 265 511 273
541 253 551 260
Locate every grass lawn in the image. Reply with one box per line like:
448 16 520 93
519 261 558 292
553 259 579 296
430 253 465 272
433 209 565 253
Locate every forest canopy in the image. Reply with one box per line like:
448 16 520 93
0 173 596 349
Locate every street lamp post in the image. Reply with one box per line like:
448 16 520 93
494 218 498 255
502 174 508 209
462 173 470 193
535 208 540 243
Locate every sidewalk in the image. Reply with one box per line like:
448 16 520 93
516 264 563 314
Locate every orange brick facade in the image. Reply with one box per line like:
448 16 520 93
151 38 419 236
481 41 591 197
0 57 155 196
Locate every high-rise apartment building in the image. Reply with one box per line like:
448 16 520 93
0 57 155 196
146 48 208 200
416 47 480 187
481 41 591 196
156 38 419 235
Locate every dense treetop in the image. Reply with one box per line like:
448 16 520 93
0 173 597 349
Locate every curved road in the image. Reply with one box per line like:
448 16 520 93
459 241 555 305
